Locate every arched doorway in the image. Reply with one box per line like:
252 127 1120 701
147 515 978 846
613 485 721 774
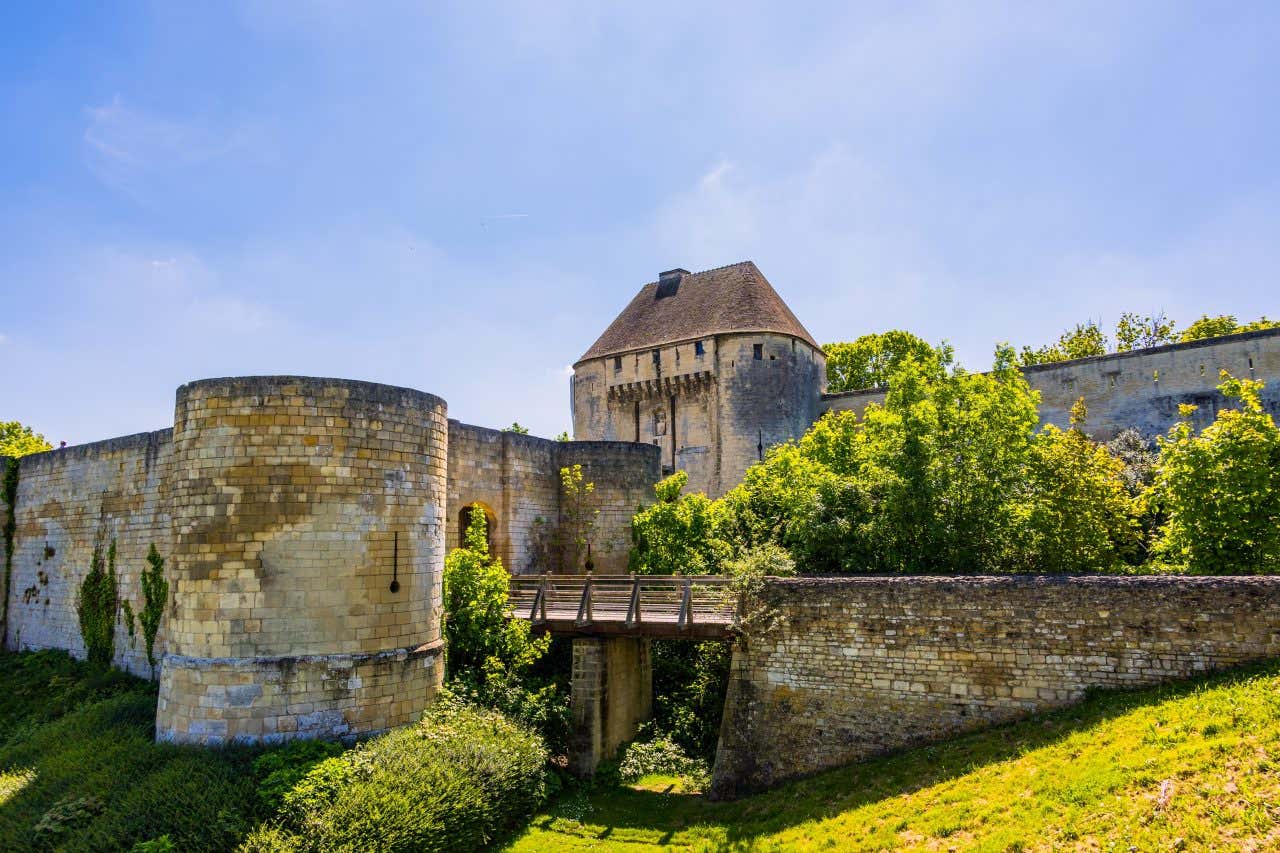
458 501 497 555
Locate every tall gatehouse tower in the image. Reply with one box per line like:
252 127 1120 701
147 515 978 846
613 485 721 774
572 261 825 497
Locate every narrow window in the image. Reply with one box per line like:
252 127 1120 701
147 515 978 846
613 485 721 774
695 340 705 357
1249 357 1255 369
652 349 660 366
1109 375 1116 388
675 347 680 365
613 356 622 373
753 343 763 360
634 401 640 442
1200 364 1205 376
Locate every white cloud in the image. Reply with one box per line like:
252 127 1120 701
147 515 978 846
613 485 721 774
83 96 259 193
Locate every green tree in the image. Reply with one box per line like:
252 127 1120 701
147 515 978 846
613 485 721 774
629 471 729 576
443 507 548 680
503 422 531 434
559 464 598 571
1180 314 1280 342
0 421 52 458
1150 374 1280 573
822 331 950 392
554 431 571 442
1016 400 1142 572
1115 312 1177 352
442 506 568 748
1019 321 1108 365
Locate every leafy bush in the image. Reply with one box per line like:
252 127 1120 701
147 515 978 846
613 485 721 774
1151 374 1280 573
636 348 1147 576
618 734 709 787
244 694 548 852
252 739 345 813
444 507 568 751
629 471 729 575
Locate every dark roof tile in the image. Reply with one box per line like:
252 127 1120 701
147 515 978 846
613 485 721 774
577 261 819 363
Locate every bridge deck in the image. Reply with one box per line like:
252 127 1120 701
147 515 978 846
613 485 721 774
509 574 737 639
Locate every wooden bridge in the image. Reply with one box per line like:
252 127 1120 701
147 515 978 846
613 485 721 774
509 574 738 639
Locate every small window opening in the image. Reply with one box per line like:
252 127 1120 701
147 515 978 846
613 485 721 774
1249 357 1255 370
652 349 660 366
769 354 776 361
1200 364 1205 376
675 347 680 364
1109 375 1116 388
614 356 622 373
753 343 763 360
695 340 705 356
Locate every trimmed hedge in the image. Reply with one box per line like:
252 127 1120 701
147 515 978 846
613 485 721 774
242 694 548 852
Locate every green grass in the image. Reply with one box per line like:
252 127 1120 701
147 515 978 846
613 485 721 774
0 650 261 851
508 661 1280 851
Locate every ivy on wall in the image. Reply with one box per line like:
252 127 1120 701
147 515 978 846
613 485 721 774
77 539 118 668
138 544 168 676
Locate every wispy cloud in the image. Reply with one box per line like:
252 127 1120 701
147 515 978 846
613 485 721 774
83 96 258 193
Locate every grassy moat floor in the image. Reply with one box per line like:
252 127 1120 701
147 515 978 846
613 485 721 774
2 650 1278 851
508 660 1280 852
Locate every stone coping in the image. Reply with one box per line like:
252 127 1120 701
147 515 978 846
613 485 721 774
161 638 444 669
177 375 447 411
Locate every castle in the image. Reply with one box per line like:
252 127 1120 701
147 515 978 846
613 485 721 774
573 260 1280 497
1 259 1278 752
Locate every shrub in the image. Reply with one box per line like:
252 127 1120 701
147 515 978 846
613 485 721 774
1151 374 1280 573
618 734 709 787
252 739 345 813
444 507 568 750
245 695 548 852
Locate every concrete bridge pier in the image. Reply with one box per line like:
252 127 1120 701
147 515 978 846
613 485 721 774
568 637 653 776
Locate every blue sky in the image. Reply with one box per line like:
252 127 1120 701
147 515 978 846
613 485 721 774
2 1 1277 443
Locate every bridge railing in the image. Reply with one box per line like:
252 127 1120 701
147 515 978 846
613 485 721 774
509 573 737 637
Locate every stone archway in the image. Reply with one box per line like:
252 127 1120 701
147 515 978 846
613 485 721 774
458 501 498 555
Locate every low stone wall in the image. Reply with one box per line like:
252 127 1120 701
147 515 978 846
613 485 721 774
711 575 1280 798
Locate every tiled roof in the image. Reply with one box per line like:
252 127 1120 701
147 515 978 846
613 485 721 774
577 261 819 363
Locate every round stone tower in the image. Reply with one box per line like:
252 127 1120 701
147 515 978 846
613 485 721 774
156 376 447 745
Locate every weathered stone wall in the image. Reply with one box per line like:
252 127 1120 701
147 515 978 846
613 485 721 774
155 377 446 744
5 431 174 678
557 441 661 573
447 422 560 574
573 332 824 498
446 423 661 575
820 328 1280 440
712 575 1280 797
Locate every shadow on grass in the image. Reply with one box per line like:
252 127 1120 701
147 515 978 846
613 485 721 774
542 657 1280 848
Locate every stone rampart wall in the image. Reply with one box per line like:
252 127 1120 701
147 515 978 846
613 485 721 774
819 328 1280 440
447 423 660 575
4 431 174 678
712 575 1280 797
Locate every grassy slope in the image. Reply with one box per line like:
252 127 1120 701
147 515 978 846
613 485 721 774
0 650 260 851
509 661 1280 852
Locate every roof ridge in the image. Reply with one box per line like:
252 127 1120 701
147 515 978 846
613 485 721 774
634 260 756 287
577 260 818 364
